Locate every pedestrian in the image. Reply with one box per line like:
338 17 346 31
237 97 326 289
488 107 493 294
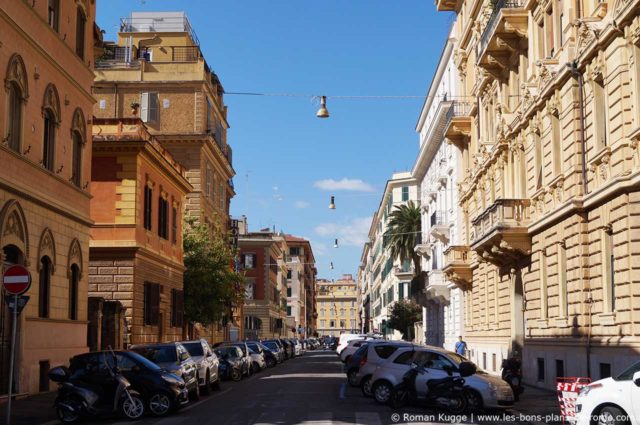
455 335 468 357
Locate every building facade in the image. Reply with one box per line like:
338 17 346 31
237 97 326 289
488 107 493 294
284 235 316 338
411 31 465 351
0 0 95 394
92 12 238 342
88 118 191 348
316 276 358 337
239 227 288 340
437 0 640 386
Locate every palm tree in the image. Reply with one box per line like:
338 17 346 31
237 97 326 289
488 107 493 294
384 200 422 277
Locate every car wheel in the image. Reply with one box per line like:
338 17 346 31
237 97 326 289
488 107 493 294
201 371 211 395
231 368 242 382
347 369 359 387
211 376 221 390
189 381 200 401
267 357 277 368
597 406 629 425
372 380 393 405
361 375 373 398
464 389 483 413
253 361 261 374
148 392 173 417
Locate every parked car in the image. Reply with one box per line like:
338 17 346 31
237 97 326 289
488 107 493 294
247 341 278 368
345 343 370 387
575 360 640 425
65 350 189 417
336 334 371 355
214 347 244 381
282 339 295 359
356 341 414 397
261 340 285 363
214 342 252 377
339 339 368 363
129 342 199 400
180 339 220 394
292 339 302 356
369 345 514 410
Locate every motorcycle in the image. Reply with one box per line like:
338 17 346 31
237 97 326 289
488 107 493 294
390 361 476 414
49 352 145 423
501 357 524 401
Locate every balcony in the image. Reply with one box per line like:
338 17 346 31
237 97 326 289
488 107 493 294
429 211 450 242
443 245 472 289
120 14 200 46
443 102 473 147
394 263 415 280
470 199 531 266
425 270 450 304
476 0 528 77
436 0 460 11
96 45 202 68
414 243 432 259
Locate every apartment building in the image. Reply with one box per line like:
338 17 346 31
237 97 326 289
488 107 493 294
88 119 192 348
284 235 316 338
92 12 237 341
366 172 419 339
239 228 288 340
316 276 358 337
437 0 640 387
0 0 95 394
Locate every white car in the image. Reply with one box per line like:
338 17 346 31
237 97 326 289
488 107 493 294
180 339 220 394
339 339 367 363
336 334 378 355
575 360 640 425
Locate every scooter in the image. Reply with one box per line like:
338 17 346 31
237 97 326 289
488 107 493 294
501 357 524 401
49 353 145 423
390 361 476 414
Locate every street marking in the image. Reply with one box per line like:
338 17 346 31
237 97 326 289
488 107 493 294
301 411 333 425
339 382 346 399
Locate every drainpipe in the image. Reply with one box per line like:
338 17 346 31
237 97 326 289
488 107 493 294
566 61 588 196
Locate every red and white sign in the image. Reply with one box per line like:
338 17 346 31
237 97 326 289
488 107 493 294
2 265 32 296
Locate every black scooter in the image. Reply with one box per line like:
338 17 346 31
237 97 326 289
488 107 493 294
49 353 145 423
501 357 524 401
390 361 476 414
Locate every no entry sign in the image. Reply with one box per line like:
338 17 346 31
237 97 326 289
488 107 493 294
2 265 32 296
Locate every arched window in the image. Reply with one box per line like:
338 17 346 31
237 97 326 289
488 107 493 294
5 54 28 153
42 84 60 172
2 245 24 266
75 7 86 59
69 264 79 320
71 108 86 188
39 256 52 318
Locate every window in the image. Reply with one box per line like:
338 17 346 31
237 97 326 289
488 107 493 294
143 185 152 230
241 253 256 270
158 197 168 239
483 352 487 369
537 358 546 382
600 363 612 379
534 128 543 189
48 0 59 31
592 78 608 149
540 250 548 319
558 243 568 317
330 320 335 328
393 351 414 365
374 345 398 359
492 353 497 371
556 359 565 378
141 92 159 123
544 7 555 57
171 289 184 327
43 109 56 171
71 131 83 187
206 165 212 198
290 247 300 256
602 228 615 312
551 110 562 176
69 264 79 320
401 186 409 202
75 7 86 59
143 282 160 326
207 98 214 131
171 206 178 244
7 82 23 152
287 269 292 279
39 256 52 318
287 287 292 297
287 306 292 316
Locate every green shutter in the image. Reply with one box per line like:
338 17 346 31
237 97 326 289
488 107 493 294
398 281 404 299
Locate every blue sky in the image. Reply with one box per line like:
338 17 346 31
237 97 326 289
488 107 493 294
97 1 453 280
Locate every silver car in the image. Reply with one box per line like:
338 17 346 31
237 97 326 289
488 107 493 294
180 339 220 394
248 346 267 372
369 345 514 410
354 341 414 395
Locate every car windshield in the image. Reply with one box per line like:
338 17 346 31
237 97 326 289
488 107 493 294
614 360 640 381
132 346 177 363
182 342 204 357
221 347 238 358
444 352 483 372
263 342 277 350
125 351 162 371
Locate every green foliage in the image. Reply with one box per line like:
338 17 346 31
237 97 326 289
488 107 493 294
383 200 422 276
183 217 244 325
387 299 423 341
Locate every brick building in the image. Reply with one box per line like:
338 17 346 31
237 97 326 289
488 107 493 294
0 0 95 394
92 12 238 342
88 118 191 348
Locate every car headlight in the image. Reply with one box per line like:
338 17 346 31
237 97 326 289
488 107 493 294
487 381 499 395
579 383 602 397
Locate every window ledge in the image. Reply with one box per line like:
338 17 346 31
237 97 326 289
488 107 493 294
553 316 570 327
597 312 616 326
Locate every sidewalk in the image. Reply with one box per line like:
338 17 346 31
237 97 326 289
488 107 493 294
510 385 562 425
0 391 58 425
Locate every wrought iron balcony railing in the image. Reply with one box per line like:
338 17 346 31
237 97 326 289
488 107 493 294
477 0 525 60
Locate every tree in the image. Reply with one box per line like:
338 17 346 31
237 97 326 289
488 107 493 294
384 200 422 276
387 299 422 341
183 217 244 325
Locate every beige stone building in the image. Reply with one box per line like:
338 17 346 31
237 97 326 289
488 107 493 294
317 275 358 337
92 12 238 342
0 0 95 394
438 0 640 388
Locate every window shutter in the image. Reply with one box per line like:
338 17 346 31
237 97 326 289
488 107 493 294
149 93 159 122
177 290 184 327
144 283 150 325
140 93 150 122
151 284 160 326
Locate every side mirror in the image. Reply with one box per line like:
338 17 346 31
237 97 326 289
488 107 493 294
633 371 640 387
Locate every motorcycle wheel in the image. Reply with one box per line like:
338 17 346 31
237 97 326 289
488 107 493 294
149 392 172 416
464 389 483 413
121 393 145 420
446 392 468 415
56 399 81 424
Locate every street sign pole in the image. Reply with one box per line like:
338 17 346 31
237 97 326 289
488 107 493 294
6 293 18 425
